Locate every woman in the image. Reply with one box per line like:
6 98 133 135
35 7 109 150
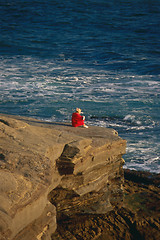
72 108 88 128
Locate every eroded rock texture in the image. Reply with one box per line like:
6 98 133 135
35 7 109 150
0 115 126 240
51 170 160 240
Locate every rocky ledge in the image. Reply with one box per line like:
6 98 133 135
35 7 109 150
0 114 126 240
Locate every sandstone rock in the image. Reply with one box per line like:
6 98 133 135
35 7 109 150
0 114 126 239
52 170 160 240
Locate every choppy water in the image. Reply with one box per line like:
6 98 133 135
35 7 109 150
0 0 160 173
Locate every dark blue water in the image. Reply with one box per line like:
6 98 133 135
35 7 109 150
0 0 160 173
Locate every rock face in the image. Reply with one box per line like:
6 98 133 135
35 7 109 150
51 170 160 240
0 115 126 240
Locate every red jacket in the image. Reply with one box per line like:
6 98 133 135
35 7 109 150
72 112 84 127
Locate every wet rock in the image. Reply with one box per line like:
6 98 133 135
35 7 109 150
52 170 160 240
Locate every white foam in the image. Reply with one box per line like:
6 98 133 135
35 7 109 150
124 115 135 121
1 55 160 173
127 126 146 130
56 108 68 116
124 161 160 173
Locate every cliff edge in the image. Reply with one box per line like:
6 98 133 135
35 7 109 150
0 115 126 240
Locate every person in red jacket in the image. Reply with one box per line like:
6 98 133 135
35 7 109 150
72 108 88 128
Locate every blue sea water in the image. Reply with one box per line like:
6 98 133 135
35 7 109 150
0 0 160 173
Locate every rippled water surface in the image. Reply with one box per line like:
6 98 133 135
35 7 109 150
0 0 160 172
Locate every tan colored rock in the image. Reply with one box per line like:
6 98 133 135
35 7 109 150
0 114 126 239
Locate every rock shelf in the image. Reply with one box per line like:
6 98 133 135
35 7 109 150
0 114 126 240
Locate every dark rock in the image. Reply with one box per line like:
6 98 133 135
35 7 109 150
52 170 160 240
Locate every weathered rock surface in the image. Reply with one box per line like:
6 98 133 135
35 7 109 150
52 169 160 240
0 114 126 240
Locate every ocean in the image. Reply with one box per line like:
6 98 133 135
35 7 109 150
0 0 160 173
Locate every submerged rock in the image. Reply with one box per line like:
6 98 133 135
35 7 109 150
0 114 126 240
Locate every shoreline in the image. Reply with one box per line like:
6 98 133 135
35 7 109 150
124 168 160 187
52 168 160 240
